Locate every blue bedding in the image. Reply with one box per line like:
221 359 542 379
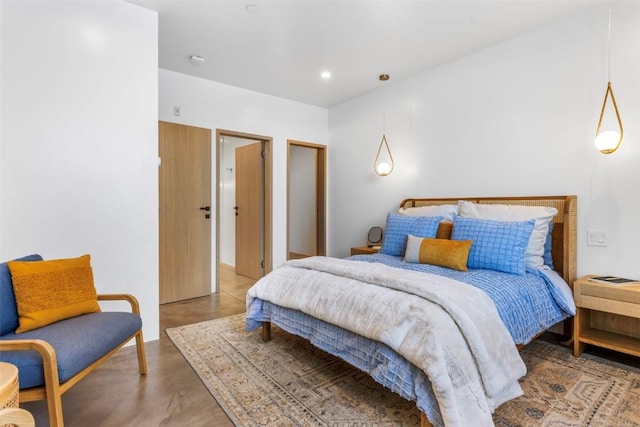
245 254 575 426
251 300 445 426
348 253 574 344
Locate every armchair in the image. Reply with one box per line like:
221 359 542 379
0 255 147 427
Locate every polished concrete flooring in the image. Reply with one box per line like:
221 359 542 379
22 264 256 427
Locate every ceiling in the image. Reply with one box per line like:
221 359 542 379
127 0 602 108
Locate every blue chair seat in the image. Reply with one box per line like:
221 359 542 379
0 312 142 388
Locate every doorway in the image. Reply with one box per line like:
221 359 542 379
287 140 326 259
216 130 272 287
158 121 212 304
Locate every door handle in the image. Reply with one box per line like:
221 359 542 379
199 206 211 211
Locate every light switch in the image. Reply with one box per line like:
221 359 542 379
587 229 608 246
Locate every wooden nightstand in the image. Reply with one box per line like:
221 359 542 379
350 246 380 256
573 276 640 358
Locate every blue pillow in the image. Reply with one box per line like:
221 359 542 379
380 213 443 256
451 215 535 275
543 222 554 268
0 254 43 335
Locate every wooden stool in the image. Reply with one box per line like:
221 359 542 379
0 362 34 427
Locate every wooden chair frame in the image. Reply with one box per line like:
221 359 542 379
0 294 147 427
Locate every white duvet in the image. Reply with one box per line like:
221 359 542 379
247 256 526 427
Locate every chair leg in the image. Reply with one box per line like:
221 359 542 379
135 330 147 375
29 340 64 427
41 363 64 427
45 391 64 427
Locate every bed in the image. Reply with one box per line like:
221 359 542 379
246 195 577 427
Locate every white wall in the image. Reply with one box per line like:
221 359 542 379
159 70 328 284
0 1 160 340
328 3 640 279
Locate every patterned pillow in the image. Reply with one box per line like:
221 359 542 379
457 201 557 270
451 215 535 275
7 254 101 333
380 213 443 257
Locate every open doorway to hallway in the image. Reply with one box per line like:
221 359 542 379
287 140 326 260
216 130 272 289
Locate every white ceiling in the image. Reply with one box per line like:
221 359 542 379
127 0 602 108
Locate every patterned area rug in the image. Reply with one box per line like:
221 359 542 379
166 314 640 427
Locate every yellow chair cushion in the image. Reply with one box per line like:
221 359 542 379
7 254 100 333
405 235 472 271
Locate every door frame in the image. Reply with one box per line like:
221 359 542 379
287 140 326 259
216 129 272 289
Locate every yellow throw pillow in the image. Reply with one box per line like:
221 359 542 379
7 254 100 333
436 221 453 239
405 235 472 271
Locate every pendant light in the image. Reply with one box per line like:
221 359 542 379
594 7 623 154
374 74 394 176
374 133 394 176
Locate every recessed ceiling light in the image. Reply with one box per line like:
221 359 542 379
245 4 258 13
189 55 205 64
379 74 390 81
321 71 331 79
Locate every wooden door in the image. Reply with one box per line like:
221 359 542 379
159 121 212 303
235 142 263 279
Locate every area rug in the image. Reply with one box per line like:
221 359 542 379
166 314 640 426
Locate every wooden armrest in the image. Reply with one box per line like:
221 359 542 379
0 339 59 379
0 339 61 401
97 293 141 315
0 339 57 363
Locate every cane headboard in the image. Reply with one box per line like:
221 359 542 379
399 196 577 286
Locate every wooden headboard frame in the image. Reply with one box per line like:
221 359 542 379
400 195 577 287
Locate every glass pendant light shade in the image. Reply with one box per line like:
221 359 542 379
374 133 394 176
594 81 623 154
595 130 621 153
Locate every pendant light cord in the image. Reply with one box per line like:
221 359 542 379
607 6 612 81
382 111 386 134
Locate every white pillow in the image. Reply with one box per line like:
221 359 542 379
457 200 557 269
399 204 458 221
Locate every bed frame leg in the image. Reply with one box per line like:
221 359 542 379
262 321 271 341
419 412 433 427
